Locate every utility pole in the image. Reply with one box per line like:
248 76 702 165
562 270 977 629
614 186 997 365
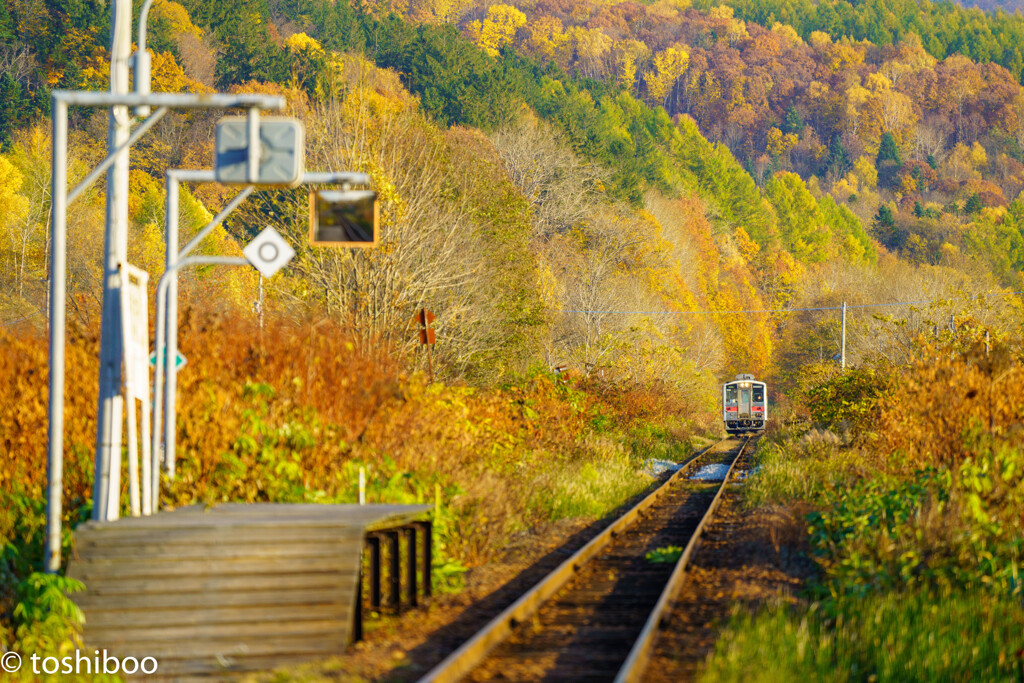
840 300 847 370
256 274 265 330
93 0 133 522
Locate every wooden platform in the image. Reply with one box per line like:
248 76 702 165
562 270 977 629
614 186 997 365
67 503 430 680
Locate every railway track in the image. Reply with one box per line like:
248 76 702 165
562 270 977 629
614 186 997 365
418 435 756 683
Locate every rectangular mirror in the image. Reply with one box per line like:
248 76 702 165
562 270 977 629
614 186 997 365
308 189 378 247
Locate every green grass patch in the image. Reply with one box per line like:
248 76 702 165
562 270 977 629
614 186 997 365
645 546 683 563
530 443 650 520
699 588 1024 683
743 429 860 508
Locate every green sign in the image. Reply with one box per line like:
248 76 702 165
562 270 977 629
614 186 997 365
149 350 187 370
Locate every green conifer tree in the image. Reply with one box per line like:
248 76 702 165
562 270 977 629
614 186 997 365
876 132 902 189
782 104 803 135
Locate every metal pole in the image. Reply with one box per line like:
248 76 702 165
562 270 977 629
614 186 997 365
256 274 264 330
247 108 260 182
166 187 254 477
164 176 179 478
162 172 178 487
152 256 248 485
840 301 846 370
93 0 133 522
44 99 68 574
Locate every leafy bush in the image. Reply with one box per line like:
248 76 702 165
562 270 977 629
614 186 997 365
807 430 1024 600
10 573 84 656
803 364 897 439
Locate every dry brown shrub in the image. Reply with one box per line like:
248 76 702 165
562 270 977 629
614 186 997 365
876 340 1023 473
2 307 704 567
0 325 99 509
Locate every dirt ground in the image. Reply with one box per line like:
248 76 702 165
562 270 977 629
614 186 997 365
642 487 817 682
251 454 814 683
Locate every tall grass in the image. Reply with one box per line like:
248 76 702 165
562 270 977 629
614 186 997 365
699 588 1024 683
530 436 652 520
743 428 860 508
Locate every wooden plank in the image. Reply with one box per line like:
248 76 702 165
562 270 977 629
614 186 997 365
74 503 429 531
74 526 363 548
81 603 347 629
69 556 352 579
131 652 349 677
84 617 349 643
82 632 347 660
71 541 355 561
65 502 398 678
75 516 362 530
75 571 347 597
75 586 352 611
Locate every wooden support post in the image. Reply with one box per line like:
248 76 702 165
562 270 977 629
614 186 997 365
406 527 418 608
367 535 381 611
418 520 432 598
353 566 363 642
387 531 401 614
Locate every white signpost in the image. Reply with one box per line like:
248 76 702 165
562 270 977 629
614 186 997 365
119 263 151 518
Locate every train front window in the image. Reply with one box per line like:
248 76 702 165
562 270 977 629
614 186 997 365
753 386 764 403
725 385 737 403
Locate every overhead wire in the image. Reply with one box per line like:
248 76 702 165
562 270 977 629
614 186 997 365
563 291 1024 317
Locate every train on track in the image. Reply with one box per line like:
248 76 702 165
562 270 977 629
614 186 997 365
722 373 767 434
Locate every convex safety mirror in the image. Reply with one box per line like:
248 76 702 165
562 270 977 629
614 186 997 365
308 189 378 247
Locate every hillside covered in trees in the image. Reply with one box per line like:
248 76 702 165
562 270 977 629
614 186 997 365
0 0 1021 394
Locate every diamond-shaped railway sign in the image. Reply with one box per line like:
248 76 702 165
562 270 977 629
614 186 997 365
244 226 295 279
215 116 305 186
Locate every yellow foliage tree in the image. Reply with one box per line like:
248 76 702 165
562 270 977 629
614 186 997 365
646 46 689 106
151 50 210 93
568 26 614 80
152 0 202 39
475 4 527 58
854 156 878 189
771 22 803 46
766 127 798 159
0 156 33 303
943 142 986 182
614 39 649 91
521 16 571 67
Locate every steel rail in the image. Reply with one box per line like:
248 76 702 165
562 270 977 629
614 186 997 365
416 439 729 683
613 435 754 683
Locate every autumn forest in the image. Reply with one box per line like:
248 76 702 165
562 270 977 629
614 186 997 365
2 0 1024 675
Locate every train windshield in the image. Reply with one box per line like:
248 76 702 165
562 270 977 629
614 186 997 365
725 385 737 403
753 386 764 403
